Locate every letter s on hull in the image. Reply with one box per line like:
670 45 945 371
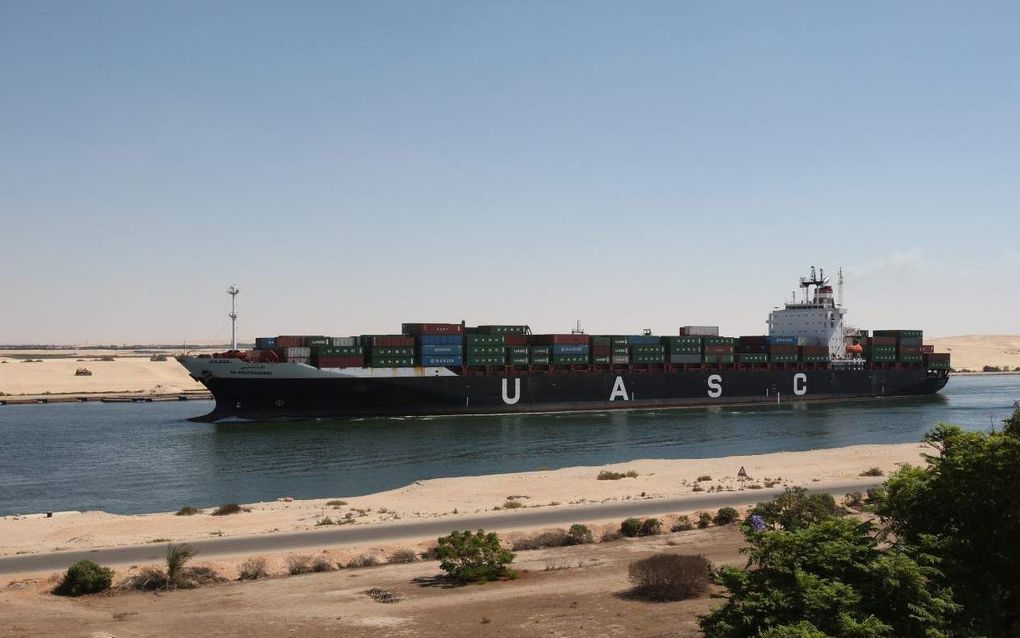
793 373 807 396
707 374 723 398
501 378 521 405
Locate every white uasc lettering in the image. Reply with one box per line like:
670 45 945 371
501 378 521 405
707 374 723 398
793 373 807 396
609 376 629 401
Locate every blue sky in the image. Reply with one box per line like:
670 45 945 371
2 1 1018 343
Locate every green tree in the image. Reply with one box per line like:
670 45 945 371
699 515 958 638
874 412 1020 636
435 530 514 583
747 486 840 531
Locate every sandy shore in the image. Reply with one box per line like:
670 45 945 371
0 442 924 559
928 335 1020 371
0 351 207 396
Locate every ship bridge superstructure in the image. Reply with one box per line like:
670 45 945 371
767 267 847 359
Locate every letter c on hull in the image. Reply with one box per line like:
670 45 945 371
793 373 807 396
707 374 723 398
502 378 521 405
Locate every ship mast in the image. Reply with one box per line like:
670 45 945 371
227 285 239 351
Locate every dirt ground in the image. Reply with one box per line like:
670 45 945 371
0 525 746 638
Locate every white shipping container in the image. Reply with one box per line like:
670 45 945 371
331 337 358 346
680 326 719 337
611 355 630 364
288 356 311 365
286 347 312 358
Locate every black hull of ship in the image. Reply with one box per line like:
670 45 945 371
191 367 950 422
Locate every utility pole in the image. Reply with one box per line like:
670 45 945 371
227 285 239 350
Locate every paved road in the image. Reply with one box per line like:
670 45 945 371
0 481 877 576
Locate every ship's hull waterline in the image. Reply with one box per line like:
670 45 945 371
180 358 949 422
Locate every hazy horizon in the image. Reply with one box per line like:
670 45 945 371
3 2 1019 343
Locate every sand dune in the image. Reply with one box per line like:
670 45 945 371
0 352 205 395
928 335 1020 372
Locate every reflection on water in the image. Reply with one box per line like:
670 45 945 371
0 375 1016 515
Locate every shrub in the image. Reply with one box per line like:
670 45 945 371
53 560 113 596
713 507 741 526
860 467 884 477
565 523 594 545
175 506 201 516
211 503 247 516
122 566 170 591
435 530 515 582
311 555 335 572
696 475 712 482
502 499 524 509
388 549 418 564
620 517 644 537
697 512 712 528
601 528 623 542
366 587 400 603
512 529 569 551
748 487 840 531
287 555 312 575
639 518 662 536
844 491 865 509
671 515 693 532
238 558 268 580
315 516 335 526
419 545 440 561
598 469 639 480
349 554 379 568
628 553 711 601
326 499 347 507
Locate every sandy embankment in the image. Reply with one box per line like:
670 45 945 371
0 442 925 558
928 335 1020 371
0 351 207 396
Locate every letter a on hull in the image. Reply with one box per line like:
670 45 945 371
609 376 629 401
502 378 521 405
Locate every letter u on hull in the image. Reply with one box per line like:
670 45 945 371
501 378 521 405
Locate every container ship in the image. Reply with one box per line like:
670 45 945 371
179 268 950 422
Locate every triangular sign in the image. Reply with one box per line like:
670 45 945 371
737 466 748 478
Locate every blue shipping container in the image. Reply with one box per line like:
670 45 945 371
418 334 463 346
420 344 464 355
624 335 660 345
768 335 798 345
255 337 276 348
420 355 463 367
552 344 590 355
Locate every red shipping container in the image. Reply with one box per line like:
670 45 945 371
368 336 415 347
920 345 934 354
738 336 767 343
503 335 528 346
529 334 590 345
402 323 463 336
899 345 922 354
801 345 829 355
868 336 896 346
704 345 735 354
927 353 950 361
276 335 304 348
592 345 611 355
768 344 799 354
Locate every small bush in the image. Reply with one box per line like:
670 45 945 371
512 529 569 551
388 549 418 564
640 518 662 536
349 554 379 568
696 475 712 482
53 560 113 596
621 517 644 538
713 507 741 526
311 555 335 572
502 499 524 509
597 469 639 480
238 558 268 580
671 515 693 532
287 555 312 575
697 512 712 528
844 491 865 509
211 503 247 516
326 499 347 507
628 553 711 601
436 530 515 582
748 487 841 531
315 516 335 526
122 566 170 591
366 587 400 603
419 545 440 561
565 523 594 545
601 528 623 542
175 506 201 516
860 467 884 477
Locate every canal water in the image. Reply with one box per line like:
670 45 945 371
1 374 1016 515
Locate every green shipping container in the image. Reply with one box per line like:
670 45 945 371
899 354 923 362
704 337 737 346
467 345 503 355
736 353 767 363
530 356 550 365
465 334 506 345
552 354 588 364
668 345 701 354
874 329 923 339
592 355 610 364
631 354 665 364
476 325 527 335
372 347 414 356
662 336 703 345
631 344 665 354
591 336 611 346
769 354 798 363
612 346 629 355
529 346 550 355
315 345 364 356
704 354 735 364
508 355 529 365
465 356 504 366
369 357 414 367
802 355 830 363
506 346 529 356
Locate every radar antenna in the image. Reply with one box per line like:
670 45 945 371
837 268 844 307
227 285 239 351
571 320 585 335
